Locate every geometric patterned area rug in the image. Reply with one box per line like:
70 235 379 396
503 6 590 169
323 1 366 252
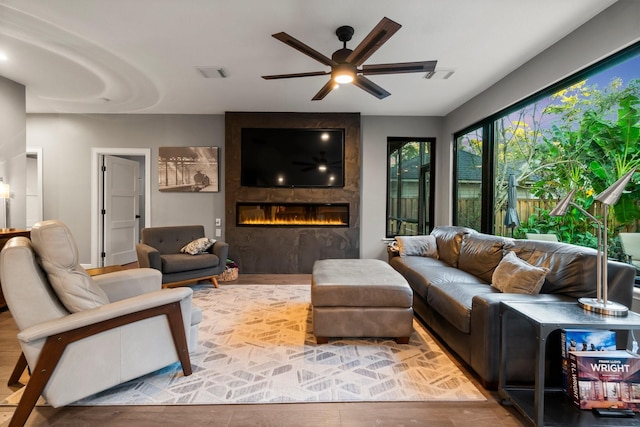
5 284 486 406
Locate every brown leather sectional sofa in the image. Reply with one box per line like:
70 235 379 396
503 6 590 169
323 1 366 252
389 226 636 389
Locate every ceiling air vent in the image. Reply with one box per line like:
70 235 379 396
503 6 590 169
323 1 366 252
424 69 454 80
196 66 228 78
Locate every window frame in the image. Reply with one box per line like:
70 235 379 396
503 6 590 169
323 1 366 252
453 41 640 234
386 137 436 238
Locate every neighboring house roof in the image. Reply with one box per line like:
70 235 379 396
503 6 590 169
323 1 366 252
457 150 482 182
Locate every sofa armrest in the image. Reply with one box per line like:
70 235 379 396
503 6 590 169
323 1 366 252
211 241 229 265
18 287 193 343
136 243 161 270
605 259 636 308
469 292 573 386
93 268 162 302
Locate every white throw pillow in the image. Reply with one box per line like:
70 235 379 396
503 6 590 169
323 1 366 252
396 235 439 259
492 251 549 295
180 237 216 255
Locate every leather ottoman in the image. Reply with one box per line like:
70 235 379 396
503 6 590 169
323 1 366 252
311 259 414 344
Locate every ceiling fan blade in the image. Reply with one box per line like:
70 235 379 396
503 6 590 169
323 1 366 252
272 32 338 67
262 71 329 80
362 60 437 75
352 75 391 99
312 80 336 101
345 17 402 66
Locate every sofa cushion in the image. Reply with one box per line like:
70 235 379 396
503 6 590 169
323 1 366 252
458 234 512 283
510 240 595 296
180 237 215 255
430 226 476 268
427 283 497 334
390 256 485 301
396 235 438 258
30 220 109 313
492 251 549 295
141 225 206 254
161 253 219 274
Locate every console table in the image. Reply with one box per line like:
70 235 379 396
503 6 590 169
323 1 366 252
0 229 31 311
499 301 640 427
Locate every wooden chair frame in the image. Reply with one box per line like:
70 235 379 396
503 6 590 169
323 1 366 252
7 302 192 427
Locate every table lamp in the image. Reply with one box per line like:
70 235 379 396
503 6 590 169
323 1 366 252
0 177 9 230
549 168 636 316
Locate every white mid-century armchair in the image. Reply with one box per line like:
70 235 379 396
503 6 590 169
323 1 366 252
0 220 202 427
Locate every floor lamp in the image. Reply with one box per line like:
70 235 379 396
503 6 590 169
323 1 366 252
0 177 9 230
549 168 636 316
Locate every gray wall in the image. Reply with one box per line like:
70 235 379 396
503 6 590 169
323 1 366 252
27 114 225 263
439 0 640 225
0 76 26 230
360 116 442 260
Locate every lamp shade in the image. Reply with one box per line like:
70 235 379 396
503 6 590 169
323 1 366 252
0 179 9 199
595 168 636 206
549 189 576 217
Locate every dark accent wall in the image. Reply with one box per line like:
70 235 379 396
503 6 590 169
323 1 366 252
225 112 361 273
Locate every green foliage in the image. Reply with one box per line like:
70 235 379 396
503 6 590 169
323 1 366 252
521 78 640 247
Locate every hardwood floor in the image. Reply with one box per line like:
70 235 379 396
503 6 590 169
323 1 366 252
0 274 527 427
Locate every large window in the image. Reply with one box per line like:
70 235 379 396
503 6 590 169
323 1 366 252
387 138 435 237
454 42 640 256
454 127 484 231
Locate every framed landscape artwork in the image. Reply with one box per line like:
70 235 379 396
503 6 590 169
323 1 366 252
158 146 219 192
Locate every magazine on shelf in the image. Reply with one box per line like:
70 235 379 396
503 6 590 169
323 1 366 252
560 329 617 394
568 350 640 412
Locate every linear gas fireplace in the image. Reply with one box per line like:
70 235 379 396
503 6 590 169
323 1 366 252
237 202 349 227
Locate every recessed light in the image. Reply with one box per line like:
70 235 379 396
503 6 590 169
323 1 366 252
196 66 228 78
0 52 8 61
424 69 455 80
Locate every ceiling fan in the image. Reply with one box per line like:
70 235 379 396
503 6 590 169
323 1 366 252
262 17 437 100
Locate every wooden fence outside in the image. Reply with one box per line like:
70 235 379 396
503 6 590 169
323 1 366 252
391 197 637 237
459 198 637 237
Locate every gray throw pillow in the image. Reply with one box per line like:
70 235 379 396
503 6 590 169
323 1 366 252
396 235 439 259
492 251 549 295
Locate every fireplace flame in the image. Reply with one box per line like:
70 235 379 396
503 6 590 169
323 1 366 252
240 217 347 226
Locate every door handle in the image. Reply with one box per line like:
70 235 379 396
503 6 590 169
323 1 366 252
135 215 141 219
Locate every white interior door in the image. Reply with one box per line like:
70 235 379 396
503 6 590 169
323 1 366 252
26 147 43 229
102 155 139 266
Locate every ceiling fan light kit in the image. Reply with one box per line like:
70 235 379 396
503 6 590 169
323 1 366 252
332 63 355 84
262 17 437 100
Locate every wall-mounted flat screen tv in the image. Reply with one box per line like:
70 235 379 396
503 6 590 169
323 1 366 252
241 128 345 188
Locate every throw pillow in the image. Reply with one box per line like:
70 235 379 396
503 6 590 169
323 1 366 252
491 251 549 295
30 220 110 313
395 235 439 259
180 237 216 255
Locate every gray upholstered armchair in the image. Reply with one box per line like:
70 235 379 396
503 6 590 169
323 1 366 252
0 220 201 427
136 225 229 288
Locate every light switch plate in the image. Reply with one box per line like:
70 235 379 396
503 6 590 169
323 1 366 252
215 218 221 226
215 228 221 237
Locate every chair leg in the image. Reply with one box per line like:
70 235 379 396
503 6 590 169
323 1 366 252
8 302 192 427
211 276 219 288
9 336 69 427
8 352 28 387
165 302 193 376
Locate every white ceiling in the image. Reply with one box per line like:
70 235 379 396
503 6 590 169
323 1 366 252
0 0 617 116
